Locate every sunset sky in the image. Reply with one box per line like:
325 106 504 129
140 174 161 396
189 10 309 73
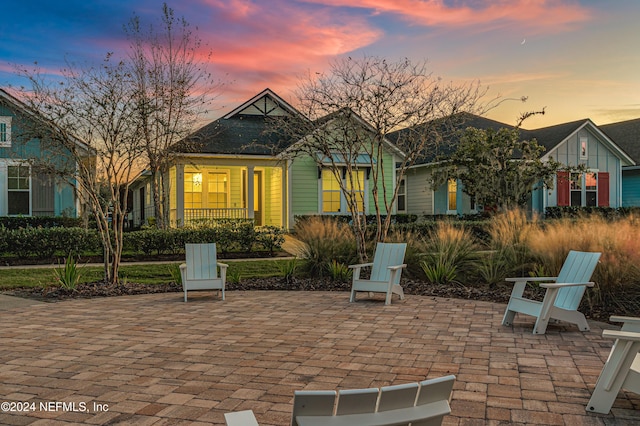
2 0 639 129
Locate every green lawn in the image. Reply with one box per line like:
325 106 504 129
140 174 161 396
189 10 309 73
0 259 295 290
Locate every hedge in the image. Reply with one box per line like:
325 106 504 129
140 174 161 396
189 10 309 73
0 224 286 259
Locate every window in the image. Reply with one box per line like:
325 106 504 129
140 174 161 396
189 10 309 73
570 172 582 206
397 178 406 212
0 116 11 147
207 172 228 208
580 136 588 160
585 172 597 207
345 169 365 212
322 169 342 213
8 165 30 215
447 179 457 212
184 171 202 209
321 168 367 214
569 172 598 207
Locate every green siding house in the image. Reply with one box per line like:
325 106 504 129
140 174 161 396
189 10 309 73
0 89 82 217
131 89 404 228
397 114 635 216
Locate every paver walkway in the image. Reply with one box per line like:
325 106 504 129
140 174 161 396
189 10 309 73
0 290 638 425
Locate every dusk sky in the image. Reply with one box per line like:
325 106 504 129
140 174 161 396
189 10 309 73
2 0 639 129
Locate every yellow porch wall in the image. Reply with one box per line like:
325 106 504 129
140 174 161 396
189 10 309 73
169 163 284 227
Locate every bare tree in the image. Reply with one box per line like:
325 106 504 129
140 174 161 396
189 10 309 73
277 56 486 262
126 3 220 228
15 55 144 285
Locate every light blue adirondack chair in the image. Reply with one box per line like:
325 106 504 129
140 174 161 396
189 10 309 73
502 250 601 334
180 243 228 302
586 316 640 414
349 243 407 305
225 375 456 426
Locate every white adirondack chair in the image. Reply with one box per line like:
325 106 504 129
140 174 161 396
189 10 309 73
586 316 640 414
502 250 601 334
225 375 456 426
180 243 228 302
349 243 407 305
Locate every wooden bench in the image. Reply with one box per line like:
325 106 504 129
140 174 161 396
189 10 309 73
225 375 455 426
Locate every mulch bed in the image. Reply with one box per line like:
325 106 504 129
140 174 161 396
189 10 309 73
2 276 621 322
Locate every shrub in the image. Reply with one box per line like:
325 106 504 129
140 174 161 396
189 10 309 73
421 258 458 285
0 216 84 229
527 215 640 315
484 208 538 279
255 226 286 255
0 227 100 259
419 221 477 284
279 257 298 284
294 216 357 277
326 260 352 282
53 255 83 291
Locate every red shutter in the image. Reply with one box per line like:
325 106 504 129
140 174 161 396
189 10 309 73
557 171 570 206
598 172 610 207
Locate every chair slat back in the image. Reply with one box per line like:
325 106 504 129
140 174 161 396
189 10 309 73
370 243 407 284
555 250 601 310
291 390 336 426
185 243 218 281
416 375 456 406
378 382 419 413
335 388 378 416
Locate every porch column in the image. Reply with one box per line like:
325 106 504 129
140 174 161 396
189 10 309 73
247 166 255 221
176 163 184 226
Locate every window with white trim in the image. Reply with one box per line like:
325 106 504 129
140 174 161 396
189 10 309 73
345 169 365 212
207 172 228 209
7 164 30 215
0 116 11 147
580 136 588 160
184 171 203 209
447 179 457 212
570 172 597 207
396 178 406 212
321 168 366 214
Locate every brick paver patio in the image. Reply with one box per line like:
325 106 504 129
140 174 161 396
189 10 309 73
0 290 638 425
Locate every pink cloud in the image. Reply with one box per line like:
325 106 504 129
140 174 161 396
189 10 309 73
193 0 382 108
301 0 593 32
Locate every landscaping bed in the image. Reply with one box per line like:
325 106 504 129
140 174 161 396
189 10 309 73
2 275 626 323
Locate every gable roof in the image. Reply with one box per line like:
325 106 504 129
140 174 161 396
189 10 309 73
532 119 634 165
0 88 93 154
392 112 635 167
178 88 301 156
600 118 640 165
388 112 517 165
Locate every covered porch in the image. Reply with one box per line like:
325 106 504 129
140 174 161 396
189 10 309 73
168 158 288 228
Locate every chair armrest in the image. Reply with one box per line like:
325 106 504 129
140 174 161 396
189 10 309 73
610 316 640 332
610 316 640 324
539 281 594 289
388 264 407 271
348 263 374 269
179 263 186 270
602 329 640 342
217 262 229 269
505 276 557 282
225 410 259 426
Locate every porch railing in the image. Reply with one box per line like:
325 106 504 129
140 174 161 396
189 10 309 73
184 208 248 222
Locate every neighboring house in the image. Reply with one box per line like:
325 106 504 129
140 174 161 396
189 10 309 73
130 88 404 228
600 119 640 207
0 89 85 217
397 114 635 216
